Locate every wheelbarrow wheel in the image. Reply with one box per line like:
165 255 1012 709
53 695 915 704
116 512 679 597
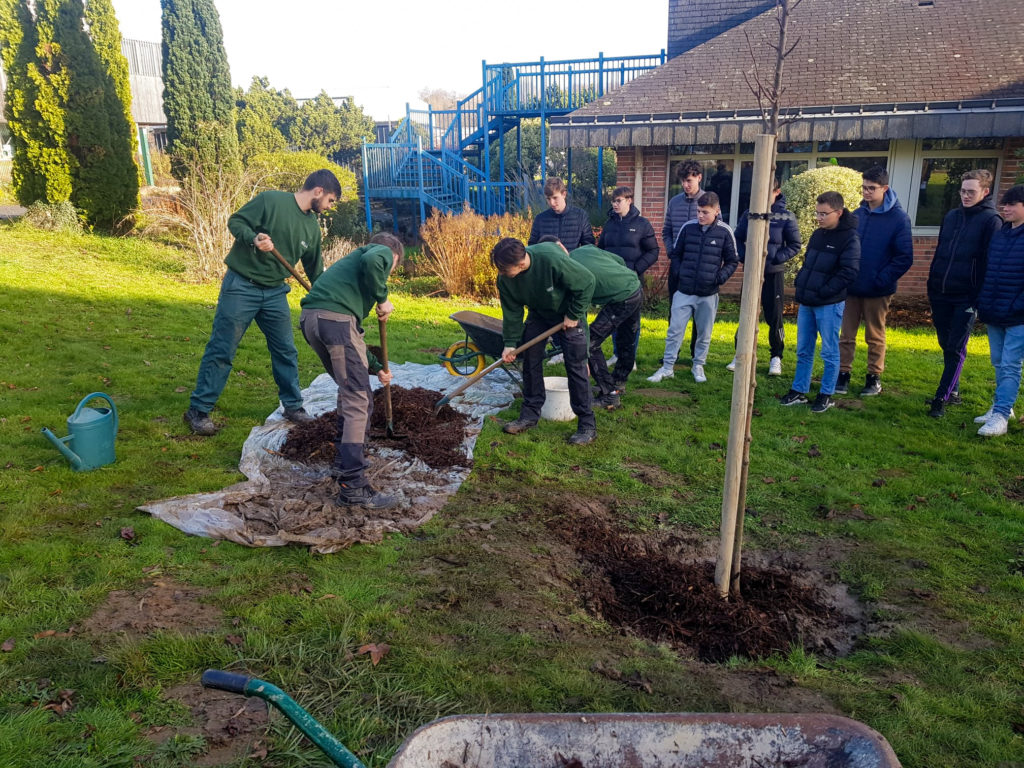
442 341 485 377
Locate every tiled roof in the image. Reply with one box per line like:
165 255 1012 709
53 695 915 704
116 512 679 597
668 0 776 58
574 0 1024 117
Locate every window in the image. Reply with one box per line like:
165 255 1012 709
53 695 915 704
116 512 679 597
912 139 1004 227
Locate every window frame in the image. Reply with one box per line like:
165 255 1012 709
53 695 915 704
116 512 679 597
905 139 1005 234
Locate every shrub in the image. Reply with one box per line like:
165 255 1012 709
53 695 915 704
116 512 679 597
323 199 368 242
248 151 357 202
21 200 84 234
419 206 532 300
781 165 863 277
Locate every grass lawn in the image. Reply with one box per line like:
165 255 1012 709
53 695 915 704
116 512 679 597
1 223 1022 767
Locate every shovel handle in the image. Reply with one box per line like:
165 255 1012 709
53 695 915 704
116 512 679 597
436 321 563 409
269 246 312 291
378 317 393 426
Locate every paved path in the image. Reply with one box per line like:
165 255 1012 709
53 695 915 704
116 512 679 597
0 204 26 220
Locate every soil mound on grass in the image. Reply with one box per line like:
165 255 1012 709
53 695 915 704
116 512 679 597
553 501 861 663
280 386 470 469
81 581 223 636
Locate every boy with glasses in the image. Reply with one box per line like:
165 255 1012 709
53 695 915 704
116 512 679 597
926 169 1002 418
780 192 860 413
836 166 913 397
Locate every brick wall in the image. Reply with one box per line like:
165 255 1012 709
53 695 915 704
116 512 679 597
629 137 1024 298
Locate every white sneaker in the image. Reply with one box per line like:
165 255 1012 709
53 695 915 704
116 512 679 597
978 413 1009 437
647 366 674 383
546 353 564 366
974 406 1014 423
769 356 783 376
725 357 737 372
693 364 707 383
606 355 618 368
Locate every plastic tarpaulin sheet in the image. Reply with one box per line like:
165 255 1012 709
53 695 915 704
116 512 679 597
139 363 517 553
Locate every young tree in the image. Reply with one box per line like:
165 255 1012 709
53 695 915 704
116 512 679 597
289 92 374 165
160 0 240 179
0 0 73 205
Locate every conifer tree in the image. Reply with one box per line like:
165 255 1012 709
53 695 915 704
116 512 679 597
235 76 294 161
160 0 240 179
0 0 73 205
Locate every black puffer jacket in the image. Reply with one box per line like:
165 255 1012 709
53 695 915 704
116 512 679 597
927 194 1001 303
668 219 739 297
597 204 659 275
528 205 595 251
734 192 802 275
977 222 1024 326
794 210 861 307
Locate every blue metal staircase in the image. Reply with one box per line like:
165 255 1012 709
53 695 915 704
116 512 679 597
361 51 666 229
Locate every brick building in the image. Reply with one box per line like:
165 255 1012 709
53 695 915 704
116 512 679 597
552 0 1024 296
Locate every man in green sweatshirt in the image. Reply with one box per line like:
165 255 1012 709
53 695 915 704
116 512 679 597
491 237 598 445
299 233 403 509
546 238 642 411
184 170 341 435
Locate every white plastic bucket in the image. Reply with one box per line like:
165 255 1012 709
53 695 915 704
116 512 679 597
540 377 575 421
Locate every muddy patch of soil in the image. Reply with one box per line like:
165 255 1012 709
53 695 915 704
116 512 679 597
551 499 863 663
280 386 470 469
81 581 223 635
146 682 269 767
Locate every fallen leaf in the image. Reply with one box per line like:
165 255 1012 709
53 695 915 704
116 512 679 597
1 638 14 652
791 435 807 443
119 527 136 541
709 442 723 451
762 476 776 484
49 489 62 496
19 415 31 423
143 360 152 366
915 495 927 503
102 345 111 350
357 643 391 666
34 630 57 639
225 634 244 647
872 478 886 487
174 386 187 393
807 445 822 458
789 476 800 482
318 593 337 600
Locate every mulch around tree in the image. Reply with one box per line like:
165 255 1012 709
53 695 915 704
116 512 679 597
553 501 861 663
280 386 470 469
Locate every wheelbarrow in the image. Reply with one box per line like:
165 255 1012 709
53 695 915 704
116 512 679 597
202 669 902 767
439 310 562 390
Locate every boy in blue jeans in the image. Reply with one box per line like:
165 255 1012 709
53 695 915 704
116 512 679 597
780 192 860 413
975 184 1024 437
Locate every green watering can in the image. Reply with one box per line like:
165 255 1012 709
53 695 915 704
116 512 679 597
41 392 118 471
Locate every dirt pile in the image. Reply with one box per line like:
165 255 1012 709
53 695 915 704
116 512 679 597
555 502 861 663
280 386 470 469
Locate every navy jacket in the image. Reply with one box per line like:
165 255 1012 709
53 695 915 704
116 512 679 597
850 189 913 297
528 205 595 251
794 210 861 307
927 194 1001 303
734 193 802 275
597 204 659 276
661 191 701 248
977 223 1024 327
668 219 739 297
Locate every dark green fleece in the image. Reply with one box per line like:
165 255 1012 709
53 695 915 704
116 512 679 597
224 190 324 287
569 245 641 305
497 242 595 347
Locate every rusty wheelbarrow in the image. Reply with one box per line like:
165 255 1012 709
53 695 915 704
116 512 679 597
202 669 902 767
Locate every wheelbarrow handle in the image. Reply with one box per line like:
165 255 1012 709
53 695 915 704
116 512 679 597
269 246 312 291
434 321 563 413
202 669 367 768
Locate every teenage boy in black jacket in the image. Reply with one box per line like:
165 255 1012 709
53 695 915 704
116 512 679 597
781 192 860 413
926 169 1002 418
528 177 595 251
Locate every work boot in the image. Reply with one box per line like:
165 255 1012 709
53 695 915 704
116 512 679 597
928 398 945 419
183 407 217 436
503 418 538 435
283 406 313 424
596 392 621 411
860 374 882 397
834 371 850 395
567 427 597 445
337 483 398 509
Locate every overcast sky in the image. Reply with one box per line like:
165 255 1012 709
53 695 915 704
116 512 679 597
110 0 668 121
